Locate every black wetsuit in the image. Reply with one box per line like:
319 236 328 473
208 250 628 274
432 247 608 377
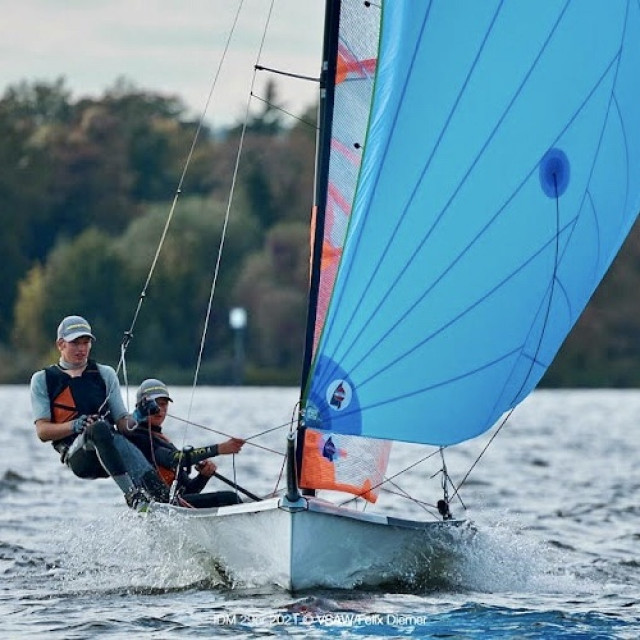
127 423 241 508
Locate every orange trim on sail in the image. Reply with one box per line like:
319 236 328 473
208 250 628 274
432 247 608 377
336 49 377 85
321 240 341 271
299 429 379 503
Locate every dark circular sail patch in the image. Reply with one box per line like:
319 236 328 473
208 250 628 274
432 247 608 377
539 148 570 198
303 355 362 435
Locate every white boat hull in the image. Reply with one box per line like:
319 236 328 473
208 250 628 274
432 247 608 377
148 496 470 591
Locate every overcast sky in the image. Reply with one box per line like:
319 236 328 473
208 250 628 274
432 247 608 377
0 1 325 127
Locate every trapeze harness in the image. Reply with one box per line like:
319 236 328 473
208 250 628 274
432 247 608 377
44 360 108 460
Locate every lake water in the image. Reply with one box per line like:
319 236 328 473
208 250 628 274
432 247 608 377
1 385 639 638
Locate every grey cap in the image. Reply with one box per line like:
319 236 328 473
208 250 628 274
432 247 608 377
136 378 173 404
57 315 96 342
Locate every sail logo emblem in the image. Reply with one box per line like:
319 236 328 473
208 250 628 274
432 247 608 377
326 379 352 411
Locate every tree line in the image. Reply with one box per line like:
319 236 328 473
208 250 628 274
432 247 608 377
1 78 315 385
1 78 639 387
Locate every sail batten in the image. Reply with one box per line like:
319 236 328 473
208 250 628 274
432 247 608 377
303 1 640 447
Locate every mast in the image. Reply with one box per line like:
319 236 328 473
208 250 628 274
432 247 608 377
296 0 341 487
299 0 341 395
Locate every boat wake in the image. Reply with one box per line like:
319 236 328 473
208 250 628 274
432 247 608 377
54 509 227 594
448 515 596 596
51 504 598 597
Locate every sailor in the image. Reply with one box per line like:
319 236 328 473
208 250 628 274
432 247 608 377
30 315 167 509
128 378 245 508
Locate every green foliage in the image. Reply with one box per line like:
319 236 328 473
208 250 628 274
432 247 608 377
115 196 262 373
234 222 310 378
0 74 318 385
3 78 640 388
542 221 640 388
12 228 129 368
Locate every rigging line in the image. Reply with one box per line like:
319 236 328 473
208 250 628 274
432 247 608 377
250 92 317 129
119 342 130 411
273 449 288 496
272 398 299 495
454 171 563 500
337 447 441 507
380 479 440 518
114 1 246 382
168 413 285 457
179 0 276 454
255 64 320 83
169 411 293 443
319 2 577 385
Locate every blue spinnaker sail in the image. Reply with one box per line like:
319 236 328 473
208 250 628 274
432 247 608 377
304 1 640 446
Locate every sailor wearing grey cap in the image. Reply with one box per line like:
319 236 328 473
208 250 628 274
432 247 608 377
127 378 245 508
136 378 173 404
56 315 97 342
29 315 169 509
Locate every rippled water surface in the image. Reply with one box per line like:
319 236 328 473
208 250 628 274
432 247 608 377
2 386 640 638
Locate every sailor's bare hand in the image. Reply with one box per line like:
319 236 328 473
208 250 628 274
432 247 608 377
218 437 245 455
196 459 217 477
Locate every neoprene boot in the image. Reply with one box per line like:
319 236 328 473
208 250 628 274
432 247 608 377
125 486 152 511
141 470 170 503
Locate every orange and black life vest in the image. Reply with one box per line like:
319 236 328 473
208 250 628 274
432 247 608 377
44 360 107 451
127 425 178 486
149 431 177 486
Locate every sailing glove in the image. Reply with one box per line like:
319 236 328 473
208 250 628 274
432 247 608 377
71 415 89 434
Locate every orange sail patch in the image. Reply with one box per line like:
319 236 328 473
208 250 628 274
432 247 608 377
336 49 377 85
299 429 380 503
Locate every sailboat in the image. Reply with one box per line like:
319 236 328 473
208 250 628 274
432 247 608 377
146 1 640 591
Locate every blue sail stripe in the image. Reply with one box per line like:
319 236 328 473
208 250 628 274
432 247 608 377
312 3 436 379
518 276 572 370
473 27 629 414
304 3 640 446
318 346 524 431
584 192 601 279
612 96 630 215
319 1 573 379
353 217 577 391
337 52 620 388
